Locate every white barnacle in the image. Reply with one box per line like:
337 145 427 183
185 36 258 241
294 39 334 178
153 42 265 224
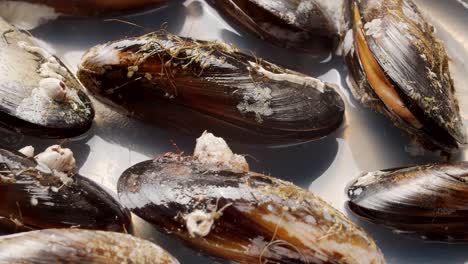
18 41 68 80
127 65 139 78
38 78 68 102
30 197 38 206
194 131 249 172
184 202 233 237
184 210 215 237
35 145 76 173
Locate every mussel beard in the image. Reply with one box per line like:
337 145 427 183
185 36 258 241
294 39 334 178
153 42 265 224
78 33 345 144
345 0 465 152
347 162 468 242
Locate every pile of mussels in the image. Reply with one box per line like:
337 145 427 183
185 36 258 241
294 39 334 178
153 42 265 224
0 0 466 263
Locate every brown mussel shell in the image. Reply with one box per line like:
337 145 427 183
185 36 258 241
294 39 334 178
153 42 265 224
0 229 180 263
10 0 171 16
347 162 468 242
207 0 345 51
118 153 385 264
344 0 465 152
0 17 94 138
0 148 130 234
77 33 345 144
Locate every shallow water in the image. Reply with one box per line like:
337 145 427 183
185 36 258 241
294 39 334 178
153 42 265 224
5 1 468 263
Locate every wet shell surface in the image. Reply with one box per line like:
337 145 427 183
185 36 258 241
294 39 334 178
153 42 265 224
208 0 346 51
77 33 345 144
0 147 130 234
344 0 465 152
347 162 468 242
0 17 94 138
0 229 179 264
3 0 170 16
117 132 385 264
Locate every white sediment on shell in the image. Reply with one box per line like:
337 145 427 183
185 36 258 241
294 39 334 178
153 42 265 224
0 1 59 30
194 132 249 172
364 19 384 39
343 29 355 56
35 145 76 173
248 61 325 92
237 84 274 123
18 146 35 158
184 210 215 237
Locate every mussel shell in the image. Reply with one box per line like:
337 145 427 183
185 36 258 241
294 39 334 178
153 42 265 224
0 148 130 233
78 33 345 144
208 0 344 51
118 153 385 264
9 0 170 16
344 0 465 151
347 162 468 242
0 18 94 138
0 229 179 263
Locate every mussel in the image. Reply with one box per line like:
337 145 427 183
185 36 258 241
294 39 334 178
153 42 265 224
77 33 345 144
0 229 179 263
344 0 465 152
0 17 94 138
0 146 130 234
117 132 385 263
347 162 468 242
2 0 170 16
208 0 347 51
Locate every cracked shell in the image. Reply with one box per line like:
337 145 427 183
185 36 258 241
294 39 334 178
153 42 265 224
0 147 130 234
118 154 385 263
347 162 468 242
344 0 465 152
0 17 94 138
0 229 179 263
208 0 346 51
77 33 345 144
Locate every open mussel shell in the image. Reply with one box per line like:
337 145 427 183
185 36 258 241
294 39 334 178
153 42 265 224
343 0 465 152
118 153 385 264
0 229 179 263
0 148 130 234
208 0 346 51
77 33 345 144
0 18 94 138
347 162 468 242
7 0 170 16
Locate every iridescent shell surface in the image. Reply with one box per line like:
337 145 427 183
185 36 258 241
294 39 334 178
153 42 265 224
0 148 130 234
0 229 180 264
347 162 468 242
78 33 345 144
0 17 94 138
